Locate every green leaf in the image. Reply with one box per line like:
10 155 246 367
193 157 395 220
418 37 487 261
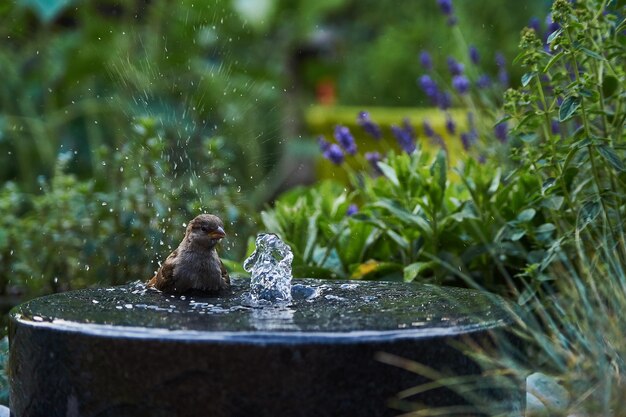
579 47 604 60
519 133 539 143
541 195 564 210
377 162 400 187
546 28 563 44
602 76 619 98
303 210 321 262
543 50 565 72
510 229 526 241
385 229 409 249
521 72 535 87
430 149 447 192
542 178 556 193
488 168 502 194
597 145 625 172
517 208 536 222
517 287 536 305
559 96 581 122
578 200 601 228
403 262 436 282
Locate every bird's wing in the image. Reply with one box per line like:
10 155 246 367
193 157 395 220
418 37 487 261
220 258 230 287
147 249 178 291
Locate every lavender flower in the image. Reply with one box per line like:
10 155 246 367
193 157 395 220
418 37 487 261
545 13 560 38
437 91 452 110
357 111 382 140
422 120 435 138
447 56 464 76
318 136 331 152
476 74 491 89
365 151 383 175
391 125 416 154
528 16 541 33
445 113 456 135
495 53 509 87
460 132 472 151
431 134 448 153
419 50 433 71
452 75 470 94
469 46 480 65
419 74 439 103
498 69 509 87
346 204 358 216
334 125 357 155
437 0 453 16
494 121 508 143
402 118 416 139
551 119 560 135
323 143 344 165
495 52 506 68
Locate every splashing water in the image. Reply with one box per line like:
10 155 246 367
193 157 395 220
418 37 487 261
243 233 293 304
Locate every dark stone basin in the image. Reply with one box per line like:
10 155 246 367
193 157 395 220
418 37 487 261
9 278 523 416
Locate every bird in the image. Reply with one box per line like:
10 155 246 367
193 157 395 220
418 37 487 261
147 214 230 294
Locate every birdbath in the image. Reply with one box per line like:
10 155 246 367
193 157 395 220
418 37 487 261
8 236 524 416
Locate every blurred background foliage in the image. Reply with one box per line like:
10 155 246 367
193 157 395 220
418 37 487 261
0 0 549 303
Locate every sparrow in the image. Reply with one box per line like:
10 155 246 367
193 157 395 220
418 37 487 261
147 214 230 294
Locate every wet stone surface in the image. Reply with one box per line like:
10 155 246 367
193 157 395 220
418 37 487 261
9 279 523 417
12 278 512 341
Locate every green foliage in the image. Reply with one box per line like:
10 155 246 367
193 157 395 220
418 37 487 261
0 118 250 297
0 337 7 405
262 147 557 295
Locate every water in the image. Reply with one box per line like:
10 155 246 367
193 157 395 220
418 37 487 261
243 233 293 305
12 278 514 340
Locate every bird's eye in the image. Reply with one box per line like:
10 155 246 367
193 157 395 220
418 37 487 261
201 225 210 233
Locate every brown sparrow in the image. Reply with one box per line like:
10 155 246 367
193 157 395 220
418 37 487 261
147 214 230 294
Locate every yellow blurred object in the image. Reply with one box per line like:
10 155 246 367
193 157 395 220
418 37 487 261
351 260 381 279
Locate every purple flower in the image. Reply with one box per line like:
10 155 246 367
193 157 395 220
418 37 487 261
419 75 439 103
498 69 509 87
495 52 506 68
437 91 452 110
323 143 344 165
545 13 560 38
431 134 448 153
494 122 508 143
437 0 453 16
551 119 560 135
469 46 480 65
318 136 331 153
357 111 382 140
420 50 433 71
460 132 472 151
365 152 383 175
447 57 464 76
476 74 491 89
391 125 416 154
334 125 357 155
528 16 541 33
422 120 435 138
402 118 415 139
346 204 358 216
452 75 470 94
445 113 456 135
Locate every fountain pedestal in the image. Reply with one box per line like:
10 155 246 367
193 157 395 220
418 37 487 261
9 279 523 416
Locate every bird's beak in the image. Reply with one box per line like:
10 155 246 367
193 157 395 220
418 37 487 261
209 226 226 239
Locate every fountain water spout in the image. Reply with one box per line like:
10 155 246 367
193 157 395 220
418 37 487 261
243 233 293 304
